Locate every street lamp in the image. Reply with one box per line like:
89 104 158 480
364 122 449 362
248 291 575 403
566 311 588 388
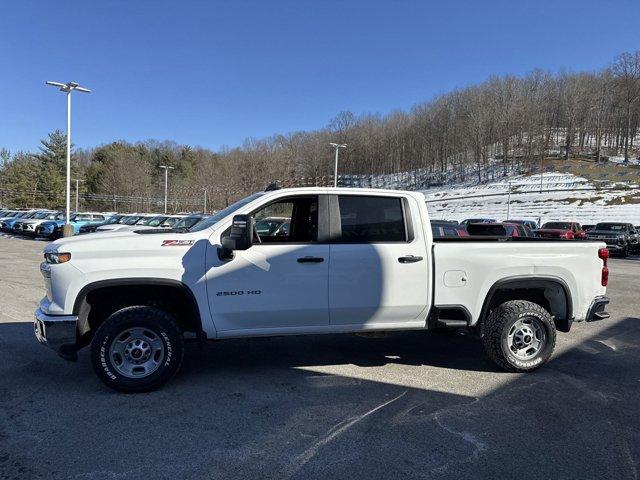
159 165 174 214
45 81 91 237
329 143 347 187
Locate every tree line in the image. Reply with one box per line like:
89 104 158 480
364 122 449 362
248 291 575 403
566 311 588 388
1 50 639 213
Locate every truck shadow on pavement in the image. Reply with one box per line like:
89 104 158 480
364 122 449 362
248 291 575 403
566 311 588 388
1 316 640 479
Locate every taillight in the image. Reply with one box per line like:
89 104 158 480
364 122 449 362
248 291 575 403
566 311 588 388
598 247 609 286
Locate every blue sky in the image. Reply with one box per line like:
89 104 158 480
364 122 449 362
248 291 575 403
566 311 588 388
1 0 639 153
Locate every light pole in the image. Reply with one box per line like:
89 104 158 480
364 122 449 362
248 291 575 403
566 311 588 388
203 188 207 214
159 165 174 214
45 81 91 237
72 178 85 212
506 181 512 220
329 143 347 187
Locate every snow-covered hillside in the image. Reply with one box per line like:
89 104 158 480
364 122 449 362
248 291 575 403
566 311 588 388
422 172 640 225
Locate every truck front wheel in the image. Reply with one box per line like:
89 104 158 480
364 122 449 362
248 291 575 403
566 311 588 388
90 306 184 393
482 300 556 372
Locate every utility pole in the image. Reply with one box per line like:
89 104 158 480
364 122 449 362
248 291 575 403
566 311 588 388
45 81 91 237
506 181 512 220
73 178 84 212
329 143 347 187
203 188 207 214
159 165 174 214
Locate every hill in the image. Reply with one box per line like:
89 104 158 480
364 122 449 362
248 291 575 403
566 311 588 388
422 159 640 225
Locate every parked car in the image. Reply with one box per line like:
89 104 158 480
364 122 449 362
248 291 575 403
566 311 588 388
171 215 209 230
431 220 468 237
582 225 595 232
13 211 63 236
95 214 148 232
111 215 187 232
460 218 497 227
35 187 610 392
536 222 585 240
585 222 638 257
254 216 291 237
468 222 535 237
0 210 21 223
508 219 539 230
1 210 40 232
36 212 108 239
79 214 124 234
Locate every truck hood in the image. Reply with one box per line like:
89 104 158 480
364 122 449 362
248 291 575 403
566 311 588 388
45 230 202 255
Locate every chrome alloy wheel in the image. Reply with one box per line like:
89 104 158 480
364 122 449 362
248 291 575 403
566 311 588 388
507 317 546 360
109 327 165 378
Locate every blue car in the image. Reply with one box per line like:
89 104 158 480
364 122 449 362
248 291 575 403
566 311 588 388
36 212 109 239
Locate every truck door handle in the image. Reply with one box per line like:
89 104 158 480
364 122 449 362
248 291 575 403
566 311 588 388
398 255 423 264
297 256 324 263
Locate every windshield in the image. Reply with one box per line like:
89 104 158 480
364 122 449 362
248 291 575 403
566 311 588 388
542 222 571 229
143 216 169 227
594 223 626 231
106 215 122 224
161 217 182 227
124 215 144 225
174 216 205 229
134 216 165 226
189 193 265 232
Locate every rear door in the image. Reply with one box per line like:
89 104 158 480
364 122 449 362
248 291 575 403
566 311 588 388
328 194 430 327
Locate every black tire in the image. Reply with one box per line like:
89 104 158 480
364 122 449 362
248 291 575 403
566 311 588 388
90 306 184 393
621 245 628 258
482 300 556 372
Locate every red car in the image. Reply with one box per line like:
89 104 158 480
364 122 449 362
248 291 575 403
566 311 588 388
536 222 585 240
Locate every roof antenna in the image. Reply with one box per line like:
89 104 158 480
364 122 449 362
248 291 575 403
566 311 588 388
265 182 281 191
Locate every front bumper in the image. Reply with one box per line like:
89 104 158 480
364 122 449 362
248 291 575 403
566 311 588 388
586 296 610 322
34 308 79 361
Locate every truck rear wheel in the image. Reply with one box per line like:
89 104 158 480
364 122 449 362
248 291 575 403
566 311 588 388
90 306 184 393
482 300 556 372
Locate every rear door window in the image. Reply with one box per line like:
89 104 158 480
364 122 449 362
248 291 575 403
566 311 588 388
337 195 406 243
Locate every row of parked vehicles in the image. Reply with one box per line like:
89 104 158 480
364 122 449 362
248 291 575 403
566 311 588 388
1 207 637 257
0 209 210 239
432 218 640 257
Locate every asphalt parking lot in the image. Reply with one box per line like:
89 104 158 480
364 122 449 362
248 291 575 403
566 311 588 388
0 236 639 480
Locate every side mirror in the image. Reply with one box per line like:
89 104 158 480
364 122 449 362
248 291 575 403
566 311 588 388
219 214 253 260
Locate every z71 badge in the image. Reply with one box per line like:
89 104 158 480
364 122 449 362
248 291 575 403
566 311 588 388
161 240 195 246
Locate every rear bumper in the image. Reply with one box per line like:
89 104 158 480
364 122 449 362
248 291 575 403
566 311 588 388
586 296 610 322
34 308 79 361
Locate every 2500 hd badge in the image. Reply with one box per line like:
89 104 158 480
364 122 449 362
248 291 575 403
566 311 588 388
216 290 262 296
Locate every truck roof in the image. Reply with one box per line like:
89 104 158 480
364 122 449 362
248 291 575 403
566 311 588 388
261 186 423 197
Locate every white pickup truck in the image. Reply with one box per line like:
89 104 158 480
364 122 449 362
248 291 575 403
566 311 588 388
34 187 611 392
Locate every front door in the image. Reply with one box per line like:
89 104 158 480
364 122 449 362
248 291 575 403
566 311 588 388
206 195 330 334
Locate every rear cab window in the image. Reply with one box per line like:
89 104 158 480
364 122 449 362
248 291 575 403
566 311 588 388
337 195 407 243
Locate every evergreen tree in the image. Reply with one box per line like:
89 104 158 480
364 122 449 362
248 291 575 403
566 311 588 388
35 130 78 207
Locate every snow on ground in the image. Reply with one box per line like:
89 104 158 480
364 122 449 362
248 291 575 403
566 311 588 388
607 155 640 166
421 172 640 225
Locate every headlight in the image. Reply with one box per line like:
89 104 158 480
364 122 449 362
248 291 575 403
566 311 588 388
44 252 71 264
